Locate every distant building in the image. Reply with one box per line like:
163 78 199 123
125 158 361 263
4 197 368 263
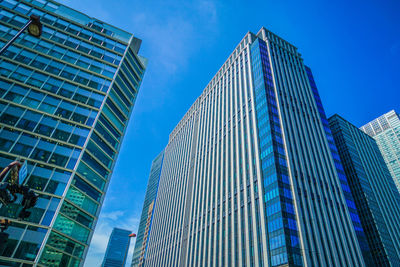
102 228 132 267
360 110 400 192
330 114 400 266
0 0 146 265
131 151 164 267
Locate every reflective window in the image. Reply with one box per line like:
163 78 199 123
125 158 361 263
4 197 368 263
71 175 101 202
60 201 94 228
53 214 90 243
66 185 98 214
86 141 112 168
76 161 105 190
45 231 85 258
13 227 46 261
39 245 81 266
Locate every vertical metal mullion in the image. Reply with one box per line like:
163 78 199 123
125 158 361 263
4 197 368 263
237 50 251 266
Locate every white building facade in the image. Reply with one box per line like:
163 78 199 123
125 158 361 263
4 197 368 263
361 110 400 193
144 28 365 267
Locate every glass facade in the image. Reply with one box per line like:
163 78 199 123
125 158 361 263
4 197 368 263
250 38 301 266
329 114 400 266
131 151 164 267
143 28 365 267
0 0 146 266
102 228 131 267
360 110 400 193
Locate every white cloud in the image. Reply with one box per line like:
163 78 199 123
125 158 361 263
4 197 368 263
131 13 195 75
101 210 124 221
130 0 221 75
84 211 140 267
197 0 218 25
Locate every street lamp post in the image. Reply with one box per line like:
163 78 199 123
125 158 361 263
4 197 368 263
0 14 42 56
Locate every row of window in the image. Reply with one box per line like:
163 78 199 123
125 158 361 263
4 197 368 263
44 230 85 259
79 153 108 186
0 159 61 225
0 24 117 81
0 151 70 197
0 0 126 55
74 117 120 193
25 160 69 197
0 45 111 92
41 26 122 66
126 48 145 77
94 119 118 150
0 77 103 112
0 220 47 262
67 177 100 213
54 207 91 244
114 75 136 103
0 126 81 170
1 81 98 129
0 104 89 149
26 0 131 42
0 13 121 68
40 244 81 266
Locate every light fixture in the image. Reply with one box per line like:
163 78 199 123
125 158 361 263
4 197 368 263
27 15 42 38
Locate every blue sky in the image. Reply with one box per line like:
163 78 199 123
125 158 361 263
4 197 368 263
61 0 400 266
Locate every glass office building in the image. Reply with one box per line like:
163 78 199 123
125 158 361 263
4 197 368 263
0 0 146 266
360 110 400 193
131 151 164 267
144 28 365 266
102 228 132 267
329 114 400 266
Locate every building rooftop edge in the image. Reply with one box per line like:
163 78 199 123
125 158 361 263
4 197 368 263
360 109 398 129
111 227 133 232
168 27 302 141
47 0 140 43
329 114 377 142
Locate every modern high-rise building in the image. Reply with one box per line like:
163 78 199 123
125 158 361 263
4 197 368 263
0 0 146 266
131 151 164 267
360 110 400 192
329 114 400 266
102 228 132 267
144 27 365 266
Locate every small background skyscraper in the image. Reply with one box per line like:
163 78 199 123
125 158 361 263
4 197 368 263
131 151 164 267
360 110 400 193
102 228 132 267
329 114 400 266
0 0 146 265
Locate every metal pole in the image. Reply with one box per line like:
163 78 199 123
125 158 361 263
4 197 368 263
0 19 32 56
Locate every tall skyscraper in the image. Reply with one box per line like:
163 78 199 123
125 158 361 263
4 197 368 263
102 228 132 267
360 110 400 192
144 27 365 266
329 114 400 266
0 0 146 266
131 151 164 267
